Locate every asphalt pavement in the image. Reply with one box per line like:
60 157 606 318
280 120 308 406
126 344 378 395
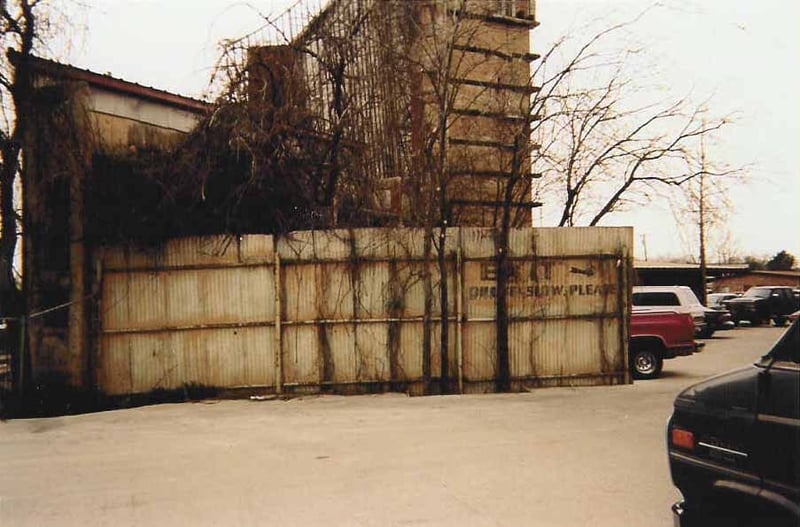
0 325 788 527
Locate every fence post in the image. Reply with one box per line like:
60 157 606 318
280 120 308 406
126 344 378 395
618 254 631 385
456 245 464 394
274 252 283 394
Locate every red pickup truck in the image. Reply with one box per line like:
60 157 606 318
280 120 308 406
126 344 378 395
630 310 700 379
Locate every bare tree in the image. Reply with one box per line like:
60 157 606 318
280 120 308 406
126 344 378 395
0 0 75 300
0 0 40 319
0 0 81 410
394 1 539 393
531 19 740 230
671 133 741 301
484 12 747 388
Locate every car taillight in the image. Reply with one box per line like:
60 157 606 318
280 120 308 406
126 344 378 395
671 427 695 451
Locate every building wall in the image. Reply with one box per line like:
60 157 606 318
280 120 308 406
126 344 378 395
89 89 200 151
412 0 538 226
256 0 538 228
712 272 800 293
24 76 205 388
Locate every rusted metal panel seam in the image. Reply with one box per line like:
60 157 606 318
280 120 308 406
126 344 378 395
464 254 625 262
101 313 621 335
282 372 626 388
187 253 624 266
466 372 627 383
101 321 276 335
102 262 271 273
467 313 620 323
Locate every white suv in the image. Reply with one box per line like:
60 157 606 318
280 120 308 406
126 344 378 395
632 286 710 338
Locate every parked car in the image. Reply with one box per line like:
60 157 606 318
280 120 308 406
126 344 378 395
629 310 699 380
703 293 736 333
704 306 735 333
632 286 711 338
724 286 800 326
707 293 740 309
667 320 800 526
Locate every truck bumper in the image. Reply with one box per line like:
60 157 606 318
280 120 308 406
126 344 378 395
663 342 701 360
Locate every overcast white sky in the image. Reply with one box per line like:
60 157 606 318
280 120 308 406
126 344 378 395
63 0 799 262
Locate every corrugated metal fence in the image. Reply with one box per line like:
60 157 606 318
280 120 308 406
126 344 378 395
96 227 632 396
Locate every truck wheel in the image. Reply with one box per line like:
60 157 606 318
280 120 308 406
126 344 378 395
773 317 787 327
631 350 663 380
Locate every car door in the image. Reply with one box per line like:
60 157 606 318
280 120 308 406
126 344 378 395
753 322 800 503
778 288 794 315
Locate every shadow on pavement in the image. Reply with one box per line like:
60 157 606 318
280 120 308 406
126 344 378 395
657 371 693 380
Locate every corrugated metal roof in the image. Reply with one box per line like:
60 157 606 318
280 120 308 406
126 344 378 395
634 261 749 272
750 270 800 278
12 50 211 113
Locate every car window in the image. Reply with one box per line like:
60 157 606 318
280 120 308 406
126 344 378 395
743 288 770 299
632 292 680 306
767 322 800 364
708 293 734 306
680 288 702 306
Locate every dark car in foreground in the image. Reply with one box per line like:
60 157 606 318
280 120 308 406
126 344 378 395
667 320 800 526
724 286 799 327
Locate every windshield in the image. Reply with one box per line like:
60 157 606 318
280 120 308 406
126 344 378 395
759 320 800 365
707 294 725 307
743 288 770 299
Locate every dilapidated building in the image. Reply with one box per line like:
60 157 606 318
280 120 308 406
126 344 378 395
244 0 539 227
20 54 208 388
711 270 800 293
16 0 554 400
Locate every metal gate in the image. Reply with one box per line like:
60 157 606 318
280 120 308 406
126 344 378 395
96 227 632 396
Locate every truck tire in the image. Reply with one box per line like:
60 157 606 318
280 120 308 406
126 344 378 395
773 316 787 327
631 349 663 380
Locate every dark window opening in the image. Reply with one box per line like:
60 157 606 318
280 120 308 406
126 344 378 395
632 292 681 307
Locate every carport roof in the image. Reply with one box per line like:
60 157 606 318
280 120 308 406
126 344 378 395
10 49 210 114
634 261 749 274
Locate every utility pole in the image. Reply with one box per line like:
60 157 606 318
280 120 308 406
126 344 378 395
698 129 708 305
